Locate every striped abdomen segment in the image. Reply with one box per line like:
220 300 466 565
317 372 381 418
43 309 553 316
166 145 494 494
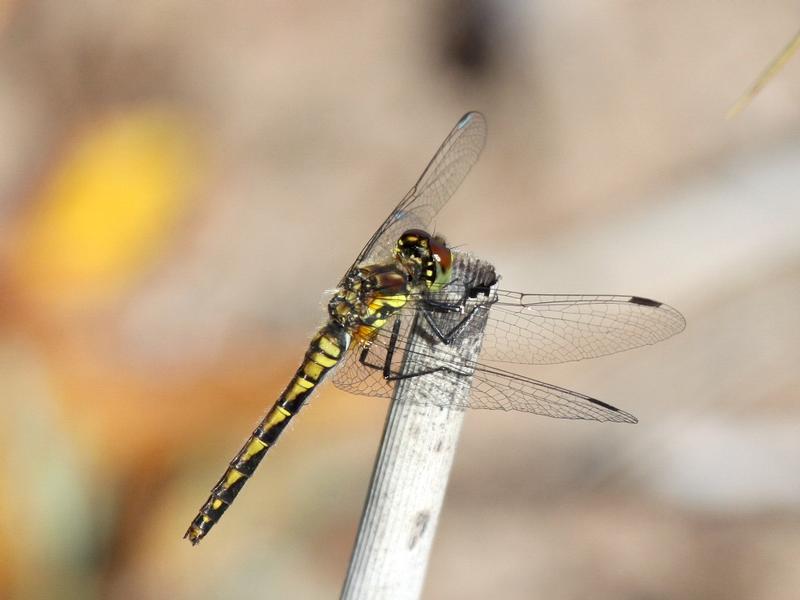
184 322 349 545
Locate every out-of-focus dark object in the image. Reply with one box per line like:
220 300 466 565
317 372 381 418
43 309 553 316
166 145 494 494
436 0 500 79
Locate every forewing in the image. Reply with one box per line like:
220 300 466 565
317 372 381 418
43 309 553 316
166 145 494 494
480 291 686 365
378 285 684 366
339 111 486 284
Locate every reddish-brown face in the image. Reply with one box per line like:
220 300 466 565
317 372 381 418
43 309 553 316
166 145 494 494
395 229 453 288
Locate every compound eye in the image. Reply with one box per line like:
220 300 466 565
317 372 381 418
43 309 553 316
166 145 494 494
428 236 453 289
429 237 451 270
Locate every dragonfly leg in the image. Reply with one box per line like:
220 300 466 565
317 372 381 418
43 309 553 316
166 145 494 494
424 280 494 319
418 302 489 346
357 318 470 382
358 345 384 370
415 274 496 345
358 319 414 378
425 270 497 310
423 284 479 313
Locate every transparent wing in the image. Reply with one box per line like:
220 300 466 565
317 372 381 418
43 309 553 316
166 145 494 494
482 291 686 365
384 286 685 366
332 313 637 424
339 111 486 285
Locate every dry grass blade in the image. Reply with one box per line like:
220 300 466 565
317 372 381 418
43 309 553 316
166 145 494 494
727 28 800 119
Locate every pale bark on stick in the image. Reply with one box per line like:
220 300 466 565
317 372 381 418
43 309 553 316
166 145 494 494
341 255 494 600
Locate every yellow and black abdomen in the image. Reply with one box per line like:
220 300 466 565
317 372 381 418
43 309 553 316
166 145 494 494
184 322 350 544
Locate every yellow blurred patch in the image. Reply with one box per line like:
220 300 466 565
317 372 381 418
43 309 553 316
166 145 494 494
14 108 202 308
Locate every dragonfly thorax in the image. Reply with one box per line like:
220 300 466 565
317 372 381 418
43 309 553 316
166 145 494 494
328 263 412 334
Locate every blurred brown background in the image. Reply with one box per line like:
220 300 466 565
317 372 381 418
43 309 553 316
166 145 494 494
1 1 799 599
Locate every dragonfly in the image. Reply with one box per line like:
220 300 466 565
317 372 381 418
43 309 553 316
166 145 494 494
184 111 685 545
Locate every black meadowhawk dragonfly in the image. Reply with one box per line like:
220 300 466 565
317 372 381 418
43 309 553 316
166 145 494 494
185 112 685 544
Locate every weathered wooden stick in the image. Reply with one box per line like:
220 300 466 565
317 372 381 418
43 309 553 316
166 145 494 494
341 255 494 600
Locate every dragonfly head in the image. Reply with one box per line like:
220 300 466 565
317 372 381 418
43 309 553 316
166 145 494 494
394 229 453 290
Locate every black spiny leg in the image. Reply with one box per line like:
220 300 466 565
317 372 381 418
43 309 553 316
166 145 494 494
357 319 404 374
419 303 486 346
423 276 496 313
357 318 468 383
418 280 496 346
382 317 472 382
358 345 383 371
383 318 402 379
